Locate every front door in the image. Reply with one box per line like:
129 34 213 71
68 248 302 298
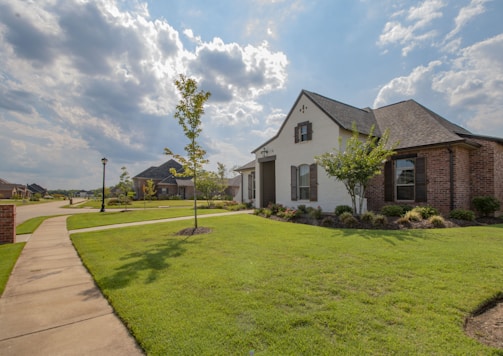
260 160 276 207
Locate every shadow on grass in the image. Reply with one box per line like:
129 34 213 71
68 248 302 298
333 228 431 245
100 236 199 289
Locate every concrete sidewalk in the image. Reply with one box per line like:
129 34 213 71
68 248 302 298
0 216 143 355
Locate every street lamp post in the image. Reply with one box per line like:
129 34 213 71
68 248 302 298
100 157 108 212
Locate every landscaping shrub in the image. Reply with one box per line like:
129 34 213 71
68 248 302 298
297 205 308 214
412 205 439 219
381 205 404 217
360 211 376 223
268 203 286 215
320 216 335 227
335 205 353 216
472 196 501 217
404 210 422 222
307 206 323 219
339 212 358 227
429 215 446 228
449 209 475 221
107 198 120 206
372 214 387 227
277 208 299 221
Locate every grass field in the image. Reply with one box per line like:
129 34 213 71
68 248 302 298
0 243 25 296
71 214 503 355
73 199 207 209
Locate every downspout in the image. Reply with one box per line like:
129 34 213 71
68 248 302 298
448 146 454 211
240 173 244 203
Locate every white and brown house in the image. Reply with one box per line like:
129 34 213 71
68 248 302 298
236 90 503 216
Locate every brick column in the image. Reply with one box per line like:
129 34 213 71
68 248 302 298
0 205 16 244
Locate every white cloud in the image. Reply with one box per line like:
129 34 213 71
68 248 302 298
373 61 442 108
432 33 503 135
446 0 489 41
0 0 289 188
378 0 446 56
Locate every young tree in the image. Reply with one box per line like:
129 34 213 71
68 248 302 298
216 162 228 198
117 166 133 211
165 74 211 229
196 170 221 207
142 179 157 209
315 124 397 215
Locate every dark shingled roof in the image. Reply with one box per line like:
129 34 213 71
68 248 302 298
373 100 473 149
235 160 255 171
133 159 185 185
303 90 379 136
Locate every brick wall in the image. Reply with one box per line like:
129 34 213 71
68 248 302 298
367 143 491 216
0 205 16 244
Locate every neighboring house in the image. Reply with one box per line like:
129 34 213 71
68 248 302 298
0 179 31 199
245 89 503 215
27 183 48 197
133 159 194 200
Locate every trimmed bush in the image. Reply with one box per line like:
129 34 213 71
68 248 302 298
372 214 387 227
107 198 120 206
297 205 308 214
429 215 446 228
381 205 404 217
339 212 358 227
320 216 335 227
307 206 323 219
472 196 500 217
335 205 353 216
404 210 422 222
412 206 439 219
360 211 376 223
449 209 475 221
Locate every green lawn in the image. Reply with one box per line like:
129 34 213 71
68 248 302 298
71 215 503 355
73 199 208 209
66 208 225 230
0 243 25 296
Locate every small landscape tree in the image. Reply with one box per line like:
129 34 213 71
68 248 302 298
143 179 157 209
196 170 221 206
165 74 211 230
117 166 133 211
315 124 397 215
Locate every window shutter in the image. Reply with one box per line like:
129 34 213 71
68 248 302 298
415 157 427 202
309 163 317 201
291 165 298 201
307 122 313 141
384 160 393 202
247 174 253 200
294 125 300 143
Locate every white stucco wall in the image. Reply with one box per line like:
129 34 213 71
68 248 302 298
255 93 367 212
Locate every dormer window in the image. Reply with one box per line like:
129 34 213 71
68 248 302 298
294 121 312 143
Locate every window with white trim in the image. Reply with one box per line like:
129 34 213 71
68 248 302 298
395 158 415 200
298 164 310 200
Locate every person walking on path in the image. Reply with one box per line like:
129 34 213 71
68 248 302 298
0 216 143 355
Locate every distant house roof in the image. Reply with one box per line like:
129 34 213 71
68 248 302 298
235 160 255 172
28 183 47 194
0 178 10 184
227 175 241 187
133 159 186 185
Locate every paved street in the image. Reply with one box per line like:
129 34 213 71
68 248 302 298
15 199 97 225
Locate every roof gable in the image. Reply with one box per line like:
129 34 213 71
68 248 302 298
253 89 378 153
133 159 184 184
373 100 472 149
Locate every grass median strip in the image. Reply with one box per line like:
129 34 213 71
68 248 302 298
0 243 25 296
67 208 224 230
70 215 503 355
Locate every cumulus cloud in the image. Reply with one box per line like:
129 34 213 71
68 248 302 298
446 0 489 41
377 0 445 56
373 61 442 108
0 0 288 188
432 34 503 134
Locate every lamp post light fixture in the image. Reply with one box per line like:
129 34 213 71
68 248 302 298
100 157 108 212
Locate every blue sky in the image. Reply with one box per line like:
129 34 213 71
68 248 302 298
1 0 502 190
